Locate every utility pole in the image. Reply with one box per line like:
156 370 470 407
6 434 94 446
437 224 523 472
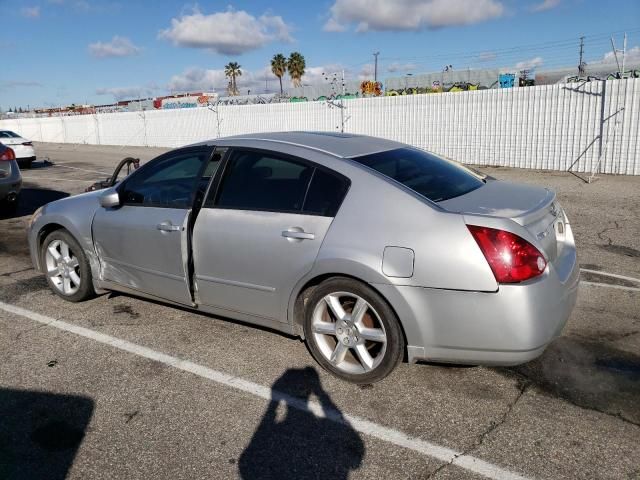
373 51 380 82
622 32 627 77
578 36 586 77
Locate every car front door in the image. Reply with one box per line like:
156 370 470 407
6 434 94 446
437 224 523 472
192 148 350 322
93 146 215 305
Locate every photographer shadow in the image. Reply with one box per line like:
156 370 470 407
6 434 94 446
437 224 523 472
239 367 364 479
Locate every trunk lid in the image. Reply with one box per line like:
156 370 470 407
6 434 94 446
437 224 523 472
439 180 562 261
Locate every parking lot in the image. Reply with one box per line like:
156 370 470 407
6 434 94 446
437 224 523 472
1 142 639 479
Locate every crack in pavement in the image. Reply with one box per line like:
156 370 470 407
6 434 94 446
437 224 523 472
597 220 621 245
425 379 531 479
0 267 35 277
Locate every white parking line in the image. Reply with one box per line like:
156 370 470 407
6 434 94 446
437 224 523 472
579 268 640 292
580 281 640 292
0 300 529 480
21 176 92 183
50 163 111 175
580 268 640 284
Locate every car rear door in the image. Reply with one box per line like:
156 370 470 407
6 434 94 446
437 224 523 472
192 148 350 322
92 146 215 305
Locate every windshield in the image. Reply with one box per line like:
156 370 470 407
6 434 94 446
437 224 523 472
351 147 484 202
0 131 20 138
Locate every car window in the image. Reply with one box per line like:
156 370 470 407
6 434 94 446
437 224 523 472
214 150 313 213
120 148 211 208
0 131 20 138
351 147 483 202
302 169 350 217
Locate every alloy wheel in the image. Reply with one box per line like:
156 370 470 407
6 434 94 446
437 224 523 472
44 239 81 296
310 292 387 375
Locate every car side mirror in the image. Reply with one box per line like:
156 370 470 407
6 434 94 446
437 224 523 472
99 188 121 208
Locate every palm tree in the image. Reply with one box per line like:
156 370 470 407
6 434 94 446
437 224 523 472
271 53 287 94
287 52 306 88
224 62 242 96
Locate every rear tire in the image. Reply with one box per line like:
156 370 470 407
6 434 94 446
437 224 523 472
303 277 404 384
41 229 95 302
18 159 33 169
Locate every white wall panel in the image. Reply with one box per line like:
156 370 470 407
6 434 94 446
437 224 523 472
1 79 638 174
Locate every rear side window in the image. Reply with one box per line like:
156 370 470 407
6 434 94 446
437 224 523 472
351 147 483 202
303 169 349 216
215 150 313 213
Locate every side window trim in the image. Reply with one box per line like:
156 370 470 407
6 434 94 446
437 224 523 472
199 147 230 211
118 145 213 209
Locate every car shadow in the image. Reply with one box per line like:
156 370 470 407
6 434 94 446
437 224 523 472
238 367 365 479
495 336 640 424
0 188 69 220
0 387 94 480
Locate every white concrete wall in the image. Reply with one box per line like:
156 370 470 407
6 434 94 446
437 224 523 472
2 78 638 174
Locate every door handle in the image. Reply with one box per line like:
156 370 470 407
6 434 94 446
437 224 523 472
282 230 315 240
157 222 181 232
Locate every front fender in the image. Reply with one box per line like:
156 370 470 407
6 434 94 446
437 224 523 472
28 191 102 281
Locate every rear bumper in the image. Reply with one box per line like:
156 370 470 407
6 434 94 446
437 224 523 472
12 145 35 160
375 236 579 366
0 163 23 201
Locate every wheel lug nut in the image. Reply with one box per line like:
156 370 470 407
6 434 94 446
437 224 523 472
337 328 343 334
342 338 349 345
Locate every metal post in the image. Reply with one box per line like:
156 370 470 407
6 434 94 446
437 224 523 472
373 52 380 82
622 33 627 77
341 69 345 133
578 36 586 77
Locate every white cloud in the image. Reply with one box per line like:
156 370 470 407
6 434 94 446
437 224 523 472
515 56 544 69
531 0 560 12
324 0 504 32
167 66 281 94
601 45 640 65
159 8 293 55
323 17 347 32
478 51 497 62
95 86 157 101
386 62 417 73
88 36 141 58
0 80 43 91
21 6 40 18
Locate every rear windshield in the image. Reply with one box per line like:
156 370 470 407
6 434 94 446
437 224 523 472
0 131 20 138
351 148 484 202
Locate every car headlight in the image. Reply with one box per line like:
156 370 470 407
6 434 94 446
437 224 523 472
28 206 44 229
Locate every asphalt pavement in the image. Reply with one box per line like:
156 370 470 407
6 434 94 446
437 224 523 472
0 142 638 480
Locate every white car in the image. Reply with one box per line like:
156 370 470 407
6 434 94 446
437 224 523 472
0 130 36 168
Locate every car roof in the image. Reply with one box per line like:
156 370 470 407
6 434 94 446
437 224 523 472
193 131 405 158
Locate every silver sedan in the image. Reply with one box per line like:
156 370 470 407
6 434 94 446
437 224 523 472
28 132 579 383
0 144 22 211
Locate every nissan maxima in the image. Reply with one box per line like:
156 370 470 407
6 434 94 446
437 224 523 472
28 132 579 383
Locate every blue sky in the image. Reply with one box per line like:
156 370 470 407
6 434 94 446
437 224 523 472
1 0 639 109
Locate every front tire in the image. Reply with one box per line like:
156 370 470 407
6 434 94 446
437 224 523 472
303 277 404 384
41 230 95 302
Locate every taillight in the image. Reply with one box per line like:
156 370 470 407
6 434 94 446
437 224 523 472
0 147 16 162
467 225 547 283
22 141 33 146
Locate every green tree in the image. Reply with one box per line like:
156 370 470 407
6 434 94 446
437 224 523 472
224 62 242 96
287 52 306 88
271 53 287 94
